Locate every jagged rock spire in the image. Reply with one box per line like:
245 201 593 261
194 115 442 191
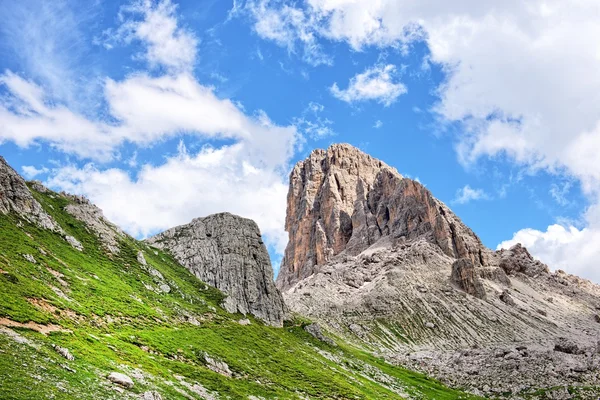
277 143 486 290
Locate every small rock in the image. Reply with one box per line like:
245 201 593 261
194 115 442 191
107 372 134 389
425 322 435 329
594 314 600 323
52 344 74 361
141 391 162 400
65 235 83 251
159 284 171 293
203 353 232 377
238 318 251 326
304 323 336 346
23 254 36 264
137 251 147 266
554 337 583 354
500 290 515 306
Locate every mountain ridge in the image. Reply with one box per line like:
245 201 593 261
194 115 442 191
278 143 600 397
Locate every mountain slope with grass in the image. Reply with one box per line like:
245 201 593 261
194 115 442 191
0 156 476 400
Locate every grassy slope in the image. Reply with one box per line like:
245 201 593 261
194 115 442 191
0 186 479 400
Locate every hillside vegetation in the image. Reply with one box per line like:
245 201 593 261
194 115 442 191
0 184 478 400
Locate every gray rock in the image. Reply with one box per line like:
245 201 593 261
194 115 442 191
304 323 336 346
499 289 516 306
63 194 124 254
107 372 134 388
0 157 61 232
496 244 549 277
147 213 287 327
22 254 36 264
277 144 487 290
52 344 74 361
141 391 162 400
65 235 83 251
451 258 486 299
554 337 583 354
203 353 232 377
137 251 147 266
159 284 171 293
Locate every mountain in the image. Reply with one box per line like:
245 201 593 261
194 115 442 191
146 213 288 327
0 155 475 400
279 144 600 398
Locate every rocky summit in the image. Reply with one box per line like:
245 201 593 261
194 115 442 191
147 213 288 327
279 144 600 398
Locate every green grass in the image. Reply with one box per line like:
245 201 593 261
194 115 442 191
0 186 481 399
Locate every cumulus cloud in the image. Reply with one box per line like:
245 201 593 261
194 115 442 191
47 142 290 259
330 64 406 106
244 0 332 66
111 0 197 72
22 165 49 179
453 185 490 205
497 213 600 281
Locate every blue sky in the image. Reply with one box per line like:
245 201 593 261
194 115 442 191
1 0 599 281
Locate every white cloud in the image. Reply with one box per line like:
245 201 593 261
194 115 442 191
453 185 490 204
47 142 290 260
373 120 383 129
0 0 102 111
22 165 49 179
497 204 600 281
293 102 335 139
330 64 406 106
244 0 332 66
549 181 573 206
114 0 197 72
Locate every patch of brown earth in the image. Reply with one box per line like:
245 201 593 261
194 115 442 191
27 298 58 313
0 317 69 335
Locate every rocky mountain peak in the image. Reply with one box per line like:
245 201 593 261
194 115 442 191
147 212 288 327
277 143 486 290
0 156 61 232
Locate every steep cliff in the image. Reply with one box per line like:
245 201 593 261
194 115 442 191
0 156 61 232
278 143 488 290
147 213 288 327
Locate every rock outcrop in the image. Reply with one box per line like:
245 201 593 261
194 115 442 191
0 156 61 232
62 194 125 254
277 143 487 290
451 258 486 299
147 213 287 327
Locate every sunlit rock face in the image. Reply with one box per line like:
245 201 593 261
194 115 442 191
147 212 288 327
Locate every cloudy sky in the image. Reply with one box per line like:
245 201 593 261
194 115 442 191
1 0 599 281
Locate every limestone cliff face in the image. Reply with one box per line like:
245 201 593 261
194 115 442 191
0 156 61 232
147 213 287 327
277 144 487 290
